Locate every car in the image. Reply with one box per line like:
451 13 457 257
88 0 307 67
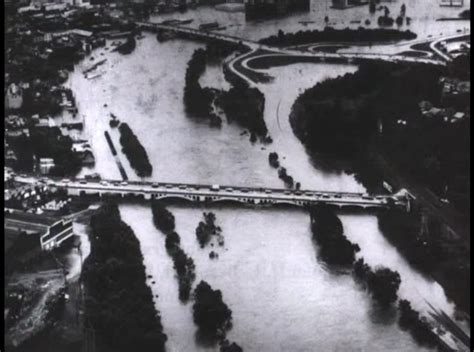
151 183 159 188
100 181 109 186
166 184 173 189
226 187 233 192
241 189 249 193
79 180 87 184
284 190 291 195
362 196 373 200
179 185 186 190
61 179 70 184
211 185 220 191
305 192 313 196
439 198 450 204
121 181 128 186
295 191 302 195
194 185 200 190
265 189 272 194
334 194 342 198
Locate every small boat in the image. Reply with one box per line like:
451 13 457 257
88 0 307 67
86 71 104 80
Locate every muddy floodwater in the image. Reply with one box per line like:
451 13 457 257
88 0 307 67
65 5 469 349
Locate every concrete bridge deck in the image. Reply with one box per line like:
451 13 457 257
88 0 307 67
40 178 409 210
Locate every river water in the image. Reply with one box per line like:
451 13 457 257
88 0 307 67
65 4 469 350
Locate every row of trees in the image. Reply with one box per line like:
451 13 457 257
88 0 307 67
183 48 218 122
310 205 443 349
82 202 168 352
310 205 360 266
192 280 233 340
184 47 272 142
215 86 269 140
354 258 442 348
151 201 196 301
149 204 242 348
259 27 417 47
118 122 153 177
353 258 401 307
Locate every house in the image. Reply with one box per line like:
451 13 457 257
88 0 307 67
39 158 55 174
4 209 74 250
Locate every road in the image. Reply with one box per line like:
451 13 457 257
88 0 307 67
13 176 409 209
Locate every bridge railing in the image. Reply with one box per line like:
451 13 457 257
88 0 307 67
43 177 396 200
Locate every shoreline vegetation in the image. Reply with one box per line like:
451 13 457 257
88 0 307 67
290 60 470 312
192 281 233 341
377 209 470 314
151 201 196 302
183 45 272 142
82 202 167 352
310 205 445 350
118 122 152 177
259 27 417 47
195 212 224 249
353 258 401 307
310 205 360 266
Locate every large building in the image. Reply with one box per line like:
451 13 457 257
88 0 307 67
5 210 74 250
245 0 310 20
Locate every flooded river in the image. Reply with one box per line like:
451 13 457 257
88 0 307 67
66 4 469 350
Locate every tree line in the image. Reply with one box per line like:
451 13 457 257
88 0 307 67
310 205 444 350
82 202 168 352
259 27 417 47
118 122 153 177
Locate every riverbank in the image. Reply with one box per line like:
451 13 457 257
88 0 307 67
288 59 470 315
82 202 167 352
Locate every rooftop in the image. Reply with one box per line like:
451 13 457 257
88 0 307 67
5 209 60 227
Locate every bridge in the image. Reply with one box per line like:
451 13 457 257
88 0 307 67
135 21 463 67
135 21 468 87
33 177 411 211
136 21 261 49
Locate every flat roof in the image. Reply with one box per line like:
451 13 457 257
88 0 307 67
5 210 60 227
